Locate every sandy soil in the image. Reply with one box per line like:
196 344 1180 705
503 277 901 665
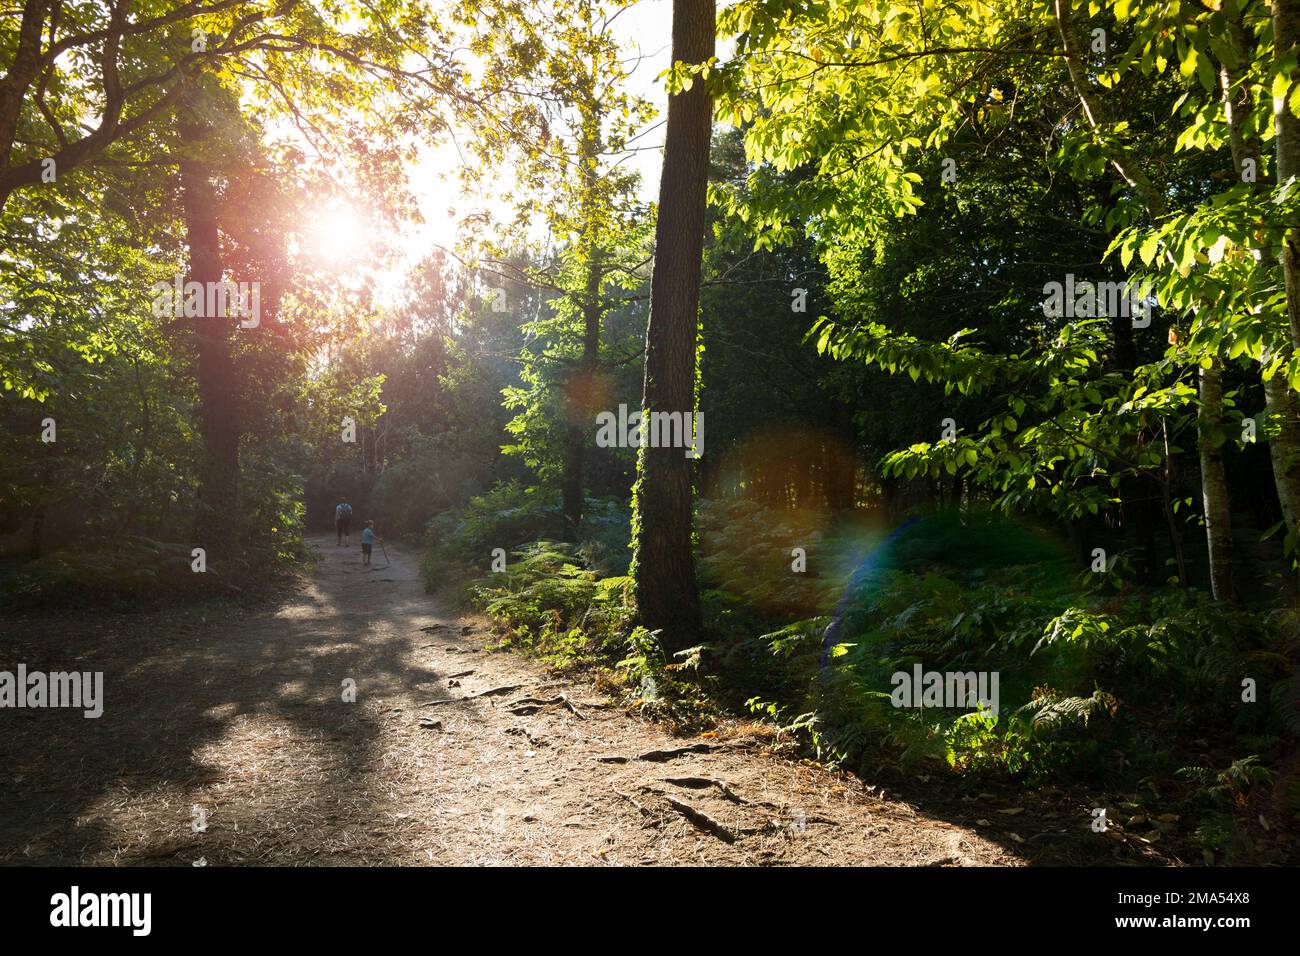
0 537 1025 866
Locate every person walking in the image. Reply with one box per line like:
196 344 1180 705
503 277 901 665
335 499 353 546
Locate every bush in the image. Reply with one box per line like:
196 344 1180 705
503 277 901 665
467 540 633 661
422 482 633 589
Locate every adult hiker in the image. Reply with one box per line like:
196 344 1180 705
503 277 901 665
335 498 353 546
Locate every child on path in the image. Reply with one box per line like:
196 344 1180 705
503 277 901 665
361 520 379 566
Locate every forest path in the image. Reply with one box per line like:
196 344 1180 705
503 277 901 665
1 536 1022 865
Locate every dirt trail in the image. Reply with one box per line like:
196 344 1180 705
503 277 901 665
1 537 1022 865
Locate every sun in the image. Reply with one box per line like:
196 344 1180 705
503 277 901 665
305 204 369 264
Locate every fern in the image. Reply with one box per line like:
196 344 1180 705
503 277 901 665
1014 687 1119 733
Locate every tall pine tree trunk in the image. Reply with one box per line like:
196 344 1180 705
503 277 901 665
179 111 239 556
631 0 714 648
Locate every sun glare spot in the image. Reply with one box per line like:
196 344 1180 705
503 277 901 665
307 206 369 264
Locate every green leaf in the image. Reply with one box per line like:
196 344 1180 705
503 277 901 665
1140 233 1160 265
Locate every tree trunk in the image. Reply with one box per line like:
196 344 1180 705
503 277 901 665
1199 362 1238 600
27 460 51 559
562 251 603 542
0 0 51 173
561 384 585 541
1161 420 1190 587
179 112 240 556
631 0 714 649
826 406 858 512
1265 376 1300 536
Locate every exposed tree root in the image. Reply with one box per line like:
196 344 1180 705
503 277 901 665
635 743 715 762
663 796 736 844
660 776 743 803
420 683 525 707
503 693 586 719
